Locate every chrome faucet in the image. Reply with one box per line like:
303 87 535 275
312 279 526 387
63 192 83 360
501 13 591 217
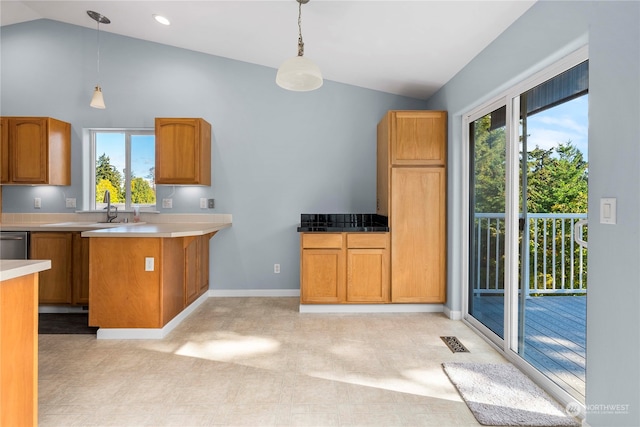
103 189 118 223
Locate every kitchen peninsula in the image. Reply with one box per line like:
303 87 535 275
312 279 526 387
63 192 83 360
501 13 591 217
2 213 231 339
82 220 231 339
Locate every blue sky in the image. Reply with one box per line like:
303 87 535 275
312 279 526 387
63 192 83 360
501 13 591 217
96 133 155 181
526 94 589 160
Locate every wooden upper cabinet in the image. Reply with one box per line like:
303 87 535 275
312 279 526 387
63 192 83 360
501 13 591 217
1 117 71 185
1 117 8 183
380 110 446 166
155 118 211 185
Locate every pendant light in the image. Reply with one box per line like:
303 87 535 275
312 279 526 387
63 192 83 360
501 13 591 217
276 0 323 92
87 10 110 109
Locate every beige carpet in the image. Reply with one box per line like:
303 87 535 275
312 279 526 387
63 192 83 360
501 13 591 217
442 362 580 426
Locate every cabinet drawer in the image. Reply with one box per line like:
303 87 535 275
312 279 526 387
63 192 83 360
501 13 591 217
347 233 388 249
302 233 343 249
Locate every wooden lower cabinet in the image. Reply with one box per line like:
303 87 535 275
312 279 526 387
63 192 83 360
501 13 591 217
199 234 210 293
301 248 345 303
30 232 72 304
72 233 90 305
89 233 216 328
300 232 389 304
184 236 200 306
30 232 89 305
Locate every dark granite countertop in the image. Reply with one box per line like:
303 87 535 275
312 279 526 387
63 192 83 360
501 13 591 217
297 214 389 232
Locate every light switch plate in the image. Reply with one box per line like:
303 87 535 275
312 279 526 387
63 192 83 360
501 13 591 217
145 257 154 271
66 198 76 208
162 198 173 209
600 197 616 224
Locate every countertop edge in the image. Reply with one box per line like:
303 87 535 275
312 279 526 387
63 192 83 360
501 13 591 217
0 259 52 282
81 222 232 238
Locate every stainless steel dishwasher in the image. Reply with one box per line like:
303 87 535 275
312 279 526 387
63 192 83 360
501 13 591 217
0 231 29 259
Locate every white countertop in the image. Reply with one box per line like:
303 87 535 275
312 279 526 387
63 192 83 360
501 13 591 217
0 259 52 282
81 222 231 238
1 213 232 237
1 221 146 232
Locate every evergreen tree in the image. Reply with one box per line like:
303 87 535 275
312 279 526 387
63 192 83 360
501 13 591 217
96 154 124 202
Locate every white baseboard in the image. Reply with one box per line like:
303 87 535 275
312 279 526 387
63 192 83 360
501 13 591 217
96 292 209 340
444 306 462 320
299 304 444 314
209 289 300 297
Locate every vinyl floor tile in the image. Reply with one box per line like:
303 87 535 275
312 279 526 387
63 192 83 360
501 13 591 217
38 297 507 426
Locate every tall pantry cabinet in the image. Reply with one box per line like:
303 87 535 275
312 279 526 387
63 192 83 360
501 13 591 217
377 111 447 303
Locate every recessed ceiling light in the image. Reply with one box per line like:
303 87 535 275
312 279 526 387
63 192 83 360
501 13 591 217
153 14 170 26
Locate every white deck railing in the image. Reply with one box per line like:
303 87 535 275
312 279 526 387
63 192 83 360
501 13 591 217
472 213 588 296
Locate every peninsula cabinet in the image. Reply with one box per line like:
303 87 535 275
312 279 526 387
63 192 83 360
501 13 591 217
0 116 71 185
155 118 211 185
184 234 211 306
377 110 447 303
88 232 216 328
300 232 389 304
30 232 89 305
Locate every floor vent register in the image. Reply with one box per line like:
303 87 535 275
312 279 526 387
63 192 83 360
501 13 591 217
441 336 470 353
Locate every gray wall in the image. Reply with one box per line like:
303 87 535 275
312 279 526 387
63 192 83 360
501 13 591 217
0 19 425 292
425 1 639 425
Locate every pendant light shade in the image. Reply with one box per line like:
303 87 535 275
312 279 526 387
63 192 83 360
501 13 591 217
90 86 106 109
276 56 323 91
276 0 323 92
87 10 110 109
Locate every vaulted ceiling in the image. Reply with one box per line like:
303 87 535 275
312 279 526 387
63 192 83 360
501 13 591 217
1 1 536 99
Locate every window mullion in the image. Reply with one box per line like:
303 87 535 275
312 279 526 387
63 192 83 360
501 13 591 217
125 132 132 210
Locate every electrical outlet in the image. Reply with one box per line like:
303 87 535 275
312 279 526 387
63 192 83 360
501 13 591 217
162 198 173 209
34 198 41 209
65 198 76 208
145 257 154 271
274 263 280 274
200 198 207 209
208 199 215 209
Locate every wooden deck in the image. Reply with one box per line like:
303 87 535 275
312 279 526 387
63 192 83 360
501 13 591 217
470 295 586 398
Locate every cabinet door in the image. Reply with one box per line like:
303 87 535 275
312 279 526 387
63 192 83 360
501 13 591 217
184 236 199 306
72 233 90 305
301 249 345 303
9 118 48 183
347 248 389 302
31 232 73 304
391 111 446 166
198 234 211 294
391 167 446 303
0 117 8 183
155 118 211 185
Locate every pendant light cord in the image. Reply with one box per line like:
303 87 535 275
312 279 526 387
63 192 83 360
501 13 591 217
95 20 100 82
297 0 304 57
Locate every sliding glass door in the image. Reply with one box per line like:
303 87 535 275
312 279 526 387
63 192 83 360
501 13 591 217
468 103 507 343
465 53 588 403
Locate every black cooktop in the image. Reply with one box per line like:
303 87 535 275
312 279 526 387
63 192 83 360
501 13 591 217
297 214 389 232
